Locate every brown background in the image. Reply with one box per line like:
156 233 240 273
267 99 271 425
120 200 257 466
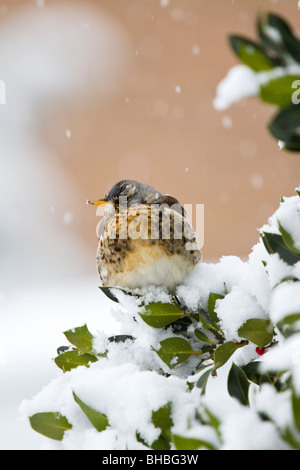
1 0 300 271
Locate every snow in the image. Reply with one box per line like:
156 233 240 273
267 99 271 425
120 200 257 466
221 115 232 129
269 281 300 324
250 174 264 189
192 45 200 56
219 406 289 450
216 286 267 340
62 211 73 224
213 65 259 110
276 196 300 251
260 334 300 394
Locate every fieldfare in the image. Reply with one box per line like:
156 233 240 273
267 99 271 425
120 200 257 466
87 180 201 291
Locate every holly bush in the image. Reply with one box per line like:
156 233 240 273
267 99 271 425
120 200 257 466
227 12 300 151
24 189 300 450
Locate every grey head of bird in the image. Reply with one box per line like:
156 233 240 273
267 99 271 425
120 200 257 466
87 179 185 216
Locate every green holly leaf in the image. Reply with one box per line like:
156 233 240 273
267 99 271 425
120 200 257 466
207 292 224 323
242 362 282 391
196 367 213 395
63 324 95 354
139 302 184 328
228 363 250 406
108 335 135 343
238 318 273 349
29 412 72 441
268 104 300 152
154 337 198 369
73 392 109 432
229 35 276 71
278 220 300 255
98 286 120 302
54 350 98 372
261 231 300 265
259 13 300 63
213 340 248 372
260 75 300 108
172 434 216 450
151 402 173 450
194 329 217 345
292 389 300 432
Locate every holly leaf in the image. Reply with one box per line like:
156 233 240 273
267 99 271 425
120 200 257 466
172 434 216 450
151 402 173 450
229 35 276 71
73 392 109 432
63 324 95 354
139 302 184 328
260 75 300 108
261 231 300 265
278 220 300 255
228 363 250 406
54 350 98 372
268 104 300 152
213 340 248 372
207 292 224 323
154 337 197 369
29 412 72 441
238 318 273 349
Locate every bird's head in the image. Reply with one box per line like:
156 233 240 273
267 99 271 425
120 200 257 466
87 180 163 210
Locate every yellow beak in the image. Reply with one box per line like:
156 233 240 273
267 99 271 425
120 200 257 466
86 199 108 206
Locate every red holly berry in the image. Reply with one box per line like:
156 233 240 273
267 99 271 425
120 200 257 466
256 347 265 355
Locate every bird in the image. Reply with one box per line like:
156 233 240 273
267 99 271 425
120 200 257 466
87 180 201 292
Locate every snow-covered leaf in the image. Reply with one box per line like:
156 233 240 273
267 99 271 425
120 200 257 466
98 286 120 303
63 324 95 354
207 292 223 323
278 220 300 255
54 350 98 372
258 12 300 63
229 35 275 71
73 392 109 432
151 402 173 450
154 337 197 369
261 231 300 265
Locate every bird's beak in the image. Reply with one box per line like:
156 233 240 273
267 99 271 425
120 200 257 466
86 199 108 206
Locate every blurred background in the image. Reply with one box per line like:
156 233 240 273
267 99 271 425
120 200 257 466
1 0 300 289
0 0 300 449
